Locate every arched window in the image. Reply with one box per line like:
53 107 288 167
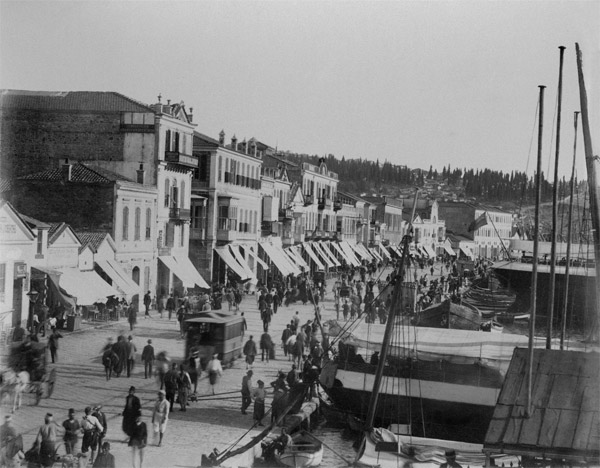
132 266 140 285
180 180 186 208
145 208 152 239
164 179 170 207
134 207 141 240
122 206 129 240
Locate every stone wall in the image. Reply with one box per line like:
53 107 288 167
0 109 125 179
10 180 115 233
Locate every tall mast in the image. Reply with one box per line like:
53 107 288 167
364 190 419 430
575 43 600 342
547 46 566 349
561 111 579 349
527 85 545 418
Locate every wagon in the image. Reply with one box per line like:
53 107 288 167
1 340 56 406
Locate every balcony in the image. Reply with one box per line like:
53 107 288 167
165 151 198 168
190 227 206 240
333 200 342 211
169 207 191 222
317 197 332 211
279 208 294 220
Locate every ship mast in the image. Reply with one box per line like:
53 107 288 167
575 43 600 342
364 190 419 430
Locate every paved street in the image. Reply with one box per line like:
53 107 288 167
1 283 349 468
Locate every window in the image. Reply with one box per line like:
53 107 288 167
122 206 129 240
37 229 43 255
0 263 5 303
134 207 141 240
180 224 185 246
171 180 178 208
145 208 152 239
218 156 222 182
144 266 150 293
164 179 170 207
180 181 186 208
166 130 171 151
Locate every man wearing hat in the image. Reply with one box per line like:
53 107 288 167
240 370 253 415
151 390 169 447
81 406 104 465
62 409 80 455
441 449 462 468
141 339 155 379
92 405 108 449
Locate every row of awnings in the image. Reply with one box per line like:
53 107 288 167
159 256 210 289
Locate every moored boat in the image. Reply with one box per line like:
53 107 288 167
275 431 323 467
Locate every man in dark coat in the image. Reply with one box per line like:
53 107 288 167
259 332 273 362
141 339 155 379
121 386 141 439
163 363 179 411
112 335 129 377
47 327 63 363
243 336 257 369
143 291 152 319
92 405 108 450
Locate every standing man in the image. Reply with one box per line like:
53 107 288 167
151 390 169 447
129 412 147 468
81 407 104 465
166 294 176 321
93 442 115 468
92 405 108 450
127 304 137 331
47 326 63 363
122 386 141 441
143 291 152 319
163 363 179 411
440 449 462 468
240 312 247 338
36 413 60 467
251 380 267 426
280 325 292 359
260 332 273 363
141 339 155 380
177 365 192 412
240 370 253 415
62 408 80 455
243 336 257 370
126 336 137 378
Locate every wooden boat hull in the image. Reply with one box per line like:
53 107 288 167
275 433 323 467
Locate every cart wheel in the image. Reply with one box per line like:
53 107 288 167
46 368 57 398
35 384 42 405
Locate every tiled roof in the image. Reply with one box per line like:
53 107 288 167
48 222 66 241
193 131 220 146
0 178 12 193
485 348 600 461
0 89 153 113
76 231 110 253
19 163 134 184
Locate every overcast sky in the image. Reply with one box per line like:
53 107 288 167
1 1 598 179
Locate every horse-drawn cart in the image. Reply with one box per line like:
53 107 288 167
1 340 56 409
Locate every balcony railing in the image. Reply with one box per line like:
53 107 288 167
222 172 261 189
333 200 342 211
317 197 333 210
279 208 294 220
164 151 198 168
169 207 191 222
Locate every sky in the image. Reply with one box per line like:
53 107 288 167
1 0 599 180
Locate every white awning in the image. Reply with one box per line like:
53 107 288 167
58 268 121 305
160 256 210 289
460 246 474 259
302 243 325 270
228 245 257 281
246 248 269 269
339 241 361 266
351 242 372 261
369 247 383 262
318 242 341 266
260 243 301 276
95 259 139 297
214 248 252 281
286 247 309 270
311 242 336 268
330 242 351 265
417 245 429 258
444 244 456 256
378 245 391 260
423 245 437 258
283 250 303 271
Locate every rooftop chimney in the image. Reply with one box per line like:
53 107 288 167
242 138 247 154
61 158 72 181
219 130 225 145
136 163 145 185
188 107 193 123
231 135 238 151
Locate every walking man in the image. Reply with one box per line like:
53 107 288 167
163 363 178 411
36 413 60 468
143 291 152 319
205 353 223 395
81 407 104 465
166 294 176 321
47 327 63 363
127 304 137 331
92 405 108 450
260 332 273 363
252 380 267 426
126 336 137 378
241 370 253 415
141 339 155 379
129 412 147 468
177 364 192 412
151 390 169 447
243 336 257 369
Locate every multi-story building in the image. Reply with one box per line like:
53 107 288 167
0 90 206 297
191 131 263 284
362 196 405 246
10 162 157 303
438 201 512 259
402 198 446 257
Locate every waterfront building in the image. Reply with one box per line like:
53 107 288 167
401 198 446 257
361 196 405 247
191 131 263 285
0 89 205 297
438 201 512 259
